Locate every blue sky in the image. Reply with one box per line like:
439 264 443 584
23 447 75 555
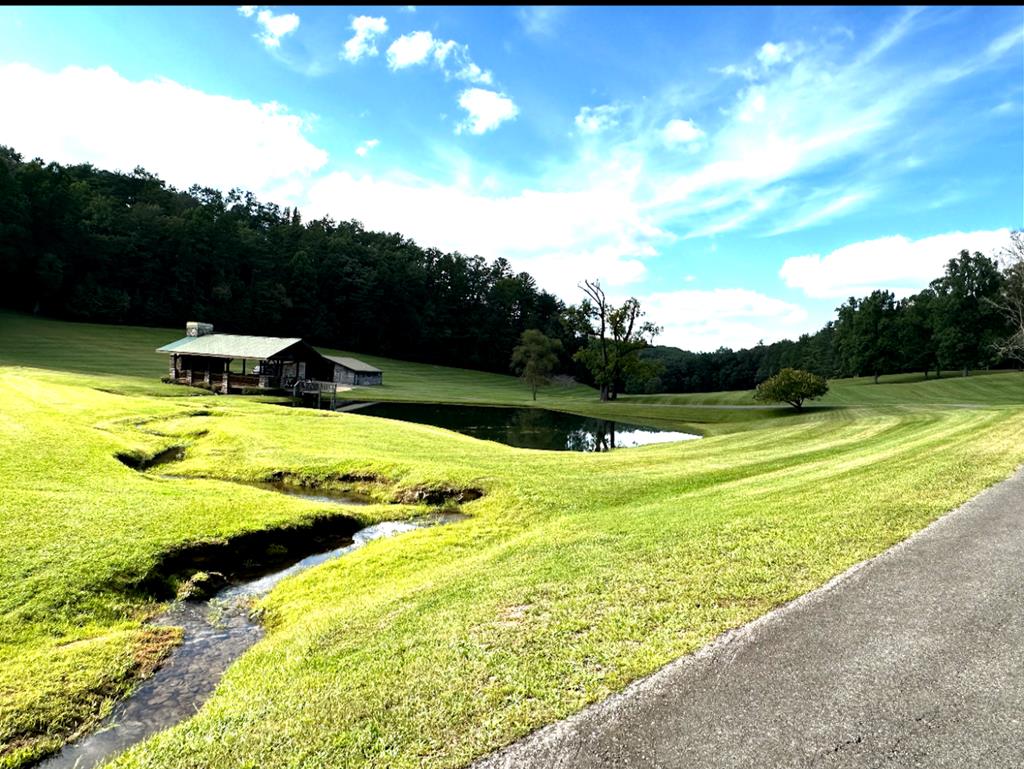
1 6 1021 350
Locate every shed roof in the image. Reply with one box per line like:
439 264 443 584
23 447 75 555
323 355 382 373
157 334 304 360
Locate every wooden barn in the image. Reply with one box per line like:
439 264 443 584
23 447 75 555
157 322 335 394
324 355 384 386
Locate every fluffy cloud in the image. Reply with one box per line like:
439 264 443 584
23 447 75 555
779 229 1013 299
757 41 792 68
456 89 519 134
302 168 665 296
355 139 380 157
238 6 299 49
575 105 621 134
0 63 327 201
387 31 435 69
435 41 493 85
342 16 388 62
662 118 705 146
641 288 810 351
385 32 492 84
256 8 299 48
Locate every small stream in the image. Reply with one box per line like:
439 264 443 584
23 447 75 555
39 487 465 769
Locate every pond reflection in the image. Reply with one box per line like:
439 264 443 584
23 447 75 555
356 403 700 451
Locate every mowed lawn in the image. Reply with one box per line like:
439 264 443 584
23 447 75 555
1 313 1023 769
629 368 1024 408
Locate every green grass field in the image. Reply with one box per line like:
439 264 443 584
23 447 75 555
1 312 1023 768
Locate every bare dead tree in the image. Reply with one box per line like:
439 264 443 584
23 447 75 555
576 279 662 400
991 230 1024 367
579 279 612 400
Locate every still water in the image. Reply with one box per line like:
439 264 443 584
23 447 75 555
356 402 700 451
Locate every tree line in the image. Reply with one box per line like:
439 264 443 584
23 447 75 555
628 246 1021 394
0 146 572 374
1 145 1019 394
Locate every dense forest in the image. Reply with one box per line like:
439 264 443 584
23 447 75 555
1 146 1019 392
0 146 571 373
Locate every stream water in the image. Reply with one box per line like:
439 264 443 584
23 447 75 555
39 494 465 769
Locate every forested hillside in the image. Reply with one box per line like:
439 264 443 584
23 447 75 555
1 146 1018 391
0 146 570 373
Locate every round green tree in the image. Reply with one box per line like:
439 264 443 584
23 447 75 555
511 329 562 400
754 368 829 411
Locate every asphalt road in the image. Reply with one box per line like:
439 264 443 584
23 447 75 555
474 466 1024 769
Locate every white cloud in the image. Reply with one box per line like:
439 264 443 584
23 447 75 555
456 89 519 134
662 118 705 146
0 63 327 203
303 167 665 296
387 31 436 69
383 32 493 84
432 37 493 84
779 229 1013 299
251 8 300 49
355 139 380 157
575 105 621 134
641 288 810 351
757 42 791 68
342 15 388 62
237 6 257 18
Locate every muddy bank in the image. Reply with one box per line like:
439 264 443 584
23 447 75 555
114 445 186 471
135 513 364 600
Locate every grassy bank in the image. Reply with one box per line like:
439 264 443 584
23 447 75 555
1 313 1023 768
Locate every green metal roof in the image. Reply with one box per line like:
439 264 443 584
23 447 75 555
323 355 382 373
156 334 304 360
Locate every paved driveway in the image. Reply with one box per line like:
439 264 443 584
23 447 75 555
475 467 1024 769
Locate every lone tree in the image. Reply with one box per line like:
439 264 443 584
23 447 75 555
511 329 562 400
571 279 661 401
754 368 829 411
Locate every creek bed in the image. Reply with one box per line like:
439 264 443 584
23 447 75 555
38 492 466 769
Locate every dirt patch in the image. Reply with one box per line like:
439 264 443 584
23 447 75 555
131 626 182 678
394 486 484 505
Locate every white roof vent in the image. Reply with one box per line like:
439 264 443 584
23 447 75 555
186 321 214 337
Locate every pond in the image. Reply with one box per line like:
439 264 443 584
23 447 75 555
354 402 700 451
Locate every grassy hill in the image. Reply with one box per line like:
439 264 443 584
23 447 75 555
1 312 1022 769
